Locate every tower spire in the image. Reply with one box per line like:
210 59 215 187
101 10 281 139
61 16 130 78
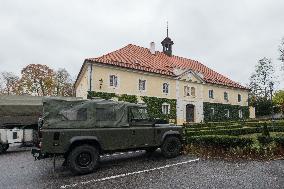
166 21 168 37
161 21 174 56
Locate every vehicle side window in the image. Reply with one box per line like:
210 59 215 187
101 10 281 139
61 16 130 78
96 108 116 121
129 107 149 122
61 108 87 121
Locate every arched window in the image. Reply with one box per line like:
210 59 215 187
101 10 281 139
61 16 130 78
162 83 169 94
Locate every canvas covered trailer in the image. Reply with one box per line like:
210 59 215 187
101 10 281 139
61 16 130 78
0 95 82 153
0 95 43 153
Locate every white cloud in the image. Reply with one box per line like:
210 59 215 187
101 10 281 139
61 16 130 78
0 0 283 88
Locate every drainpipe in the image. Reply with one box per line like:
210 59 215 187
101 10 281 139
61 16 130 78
89 63 93 92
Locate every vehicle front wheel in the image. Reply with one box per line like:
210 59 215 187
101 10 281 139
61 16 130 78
68 144 99 175
161 136 181 158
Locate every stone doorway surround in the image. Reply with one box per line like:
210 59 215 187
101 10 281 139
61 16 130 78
176 99 203 125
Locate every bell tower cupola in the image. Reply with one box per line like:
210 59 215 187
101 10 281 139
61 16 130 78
161 22 174 56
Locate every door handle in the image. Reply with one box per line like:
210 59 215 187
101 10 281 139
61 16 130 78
132 130 136 135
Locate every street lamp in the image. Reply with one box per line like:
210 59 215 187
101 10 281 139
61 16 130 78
269 82 274 131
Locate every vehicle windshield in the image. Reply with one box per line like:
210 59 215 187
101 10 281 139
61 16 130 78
130 107 150 121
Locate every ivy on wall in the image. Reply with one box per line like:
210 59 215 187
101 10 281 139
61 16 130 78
203 102 249 122
87 91 116 100
141 96 176 122
88 91 138 103
118 94 138 103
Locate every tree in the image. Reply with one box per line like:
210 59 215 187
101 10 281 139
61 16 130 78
0 71 19 95
279 37 284 70
18 64 55 96
273 90 284 113
249 57 276 117
54 68 74 96
249 57 276 98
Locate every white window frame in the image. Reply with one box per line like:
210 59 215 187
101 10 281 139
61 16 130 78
138 79 146 91
225 109 230 118
239 109 243 118
184 86 190 96
162 83 169 94
209 90 214 99
210 108 215 115
162 103 170 115
109 75 118 88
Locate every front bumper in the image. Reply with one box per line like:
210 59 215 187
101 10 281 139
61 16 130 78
31 148 46 160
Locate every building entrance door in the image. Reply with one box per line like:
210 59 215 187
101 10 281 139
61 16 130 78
186 104 194 122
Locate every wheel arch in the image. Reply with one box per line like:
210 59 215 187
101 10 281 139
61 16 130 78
161 130 182 143
65 136 102 157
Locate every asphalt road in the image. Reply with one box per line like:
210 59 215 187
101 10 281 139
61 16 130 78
0 147 283 189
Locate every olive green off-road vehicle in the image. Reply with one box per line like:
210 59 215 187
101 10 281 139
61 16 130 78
32 97 184 175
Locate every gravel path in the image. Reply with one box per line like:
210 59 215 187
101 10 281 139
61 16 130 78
0 147 283 189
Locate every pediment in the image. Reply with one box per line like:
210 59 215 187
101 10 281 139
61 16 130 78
175 69 204 83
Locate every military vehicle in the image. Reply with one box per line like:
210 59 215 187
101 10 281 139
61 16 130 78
0 95 42 153
32 97 184 175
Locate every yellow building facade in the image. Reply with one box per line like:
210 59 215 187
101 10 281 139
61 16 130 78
75 35 253 124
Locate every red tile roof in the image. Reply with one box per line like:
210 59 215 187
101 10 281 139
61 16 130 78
86 44 247 89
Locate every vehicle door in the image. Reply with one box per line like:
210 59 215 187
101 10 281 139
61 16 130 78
128 107 156 148
93 106 132 151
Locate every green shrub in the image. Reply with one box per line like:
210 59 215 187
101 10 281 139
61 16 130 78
257 135 273 145
262 123 270 137
187 135 253 149
274 136 284 146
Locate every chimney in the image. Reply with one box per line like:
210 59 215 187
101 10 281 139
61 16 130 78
150 42 155 55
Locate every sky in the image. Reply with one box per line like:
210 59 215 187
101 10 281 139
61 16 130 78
0 0 284 89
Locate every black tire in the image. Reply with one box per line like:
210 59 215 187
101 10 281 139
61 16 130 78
161 136 182 158
3 144 9 152
0 144 4 154
67 144 99 175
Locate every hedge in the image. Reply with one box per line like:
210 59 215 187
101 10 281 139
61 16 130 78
186 126 284 137
244 121 284 128
185 124 243 132
184 121 238 128
274 136 284 146
187 135 253 149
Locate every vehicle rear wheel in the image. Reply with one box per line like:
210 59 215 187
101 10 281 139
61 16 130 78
68 144 99 175
161 136 181 158
0 144 4 154
3 144 9 152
